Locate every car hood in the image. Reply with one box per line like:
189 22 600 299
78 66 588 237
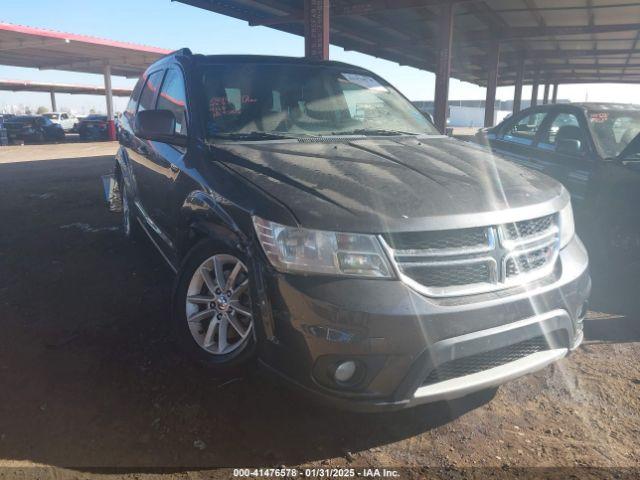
213 136 568 233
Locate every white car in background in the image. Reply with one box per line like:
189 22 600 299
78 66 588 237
43 112 78 132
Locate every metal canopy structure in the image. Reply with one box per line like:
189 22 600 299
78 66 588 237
0 22 171 137
177 0 640 130
0 80 133 97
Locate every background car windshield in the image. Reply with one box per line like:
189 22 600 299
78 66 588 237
588 110 640 158
198 63 438 137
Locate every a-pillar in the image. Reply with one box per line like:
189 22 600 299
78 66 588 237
552 83 559 104
434 2 454 133
103 63 116 141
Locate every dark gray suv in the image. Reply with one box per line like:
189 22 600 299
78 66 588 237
110 48 590 411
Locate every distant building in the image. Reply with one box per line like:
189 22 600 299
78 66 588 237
413 99 570 128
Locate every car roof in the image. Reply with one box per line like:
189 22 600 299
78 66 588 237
151 49 372 74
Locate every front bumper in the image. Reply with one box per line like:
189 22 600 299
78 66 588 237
256 236 590 412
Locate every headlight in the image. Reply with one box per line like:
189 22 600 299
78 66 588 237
253 216 393 278
559 202 575 248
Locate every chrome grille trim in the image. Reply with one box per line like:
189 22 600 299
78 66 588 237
380 214 560 298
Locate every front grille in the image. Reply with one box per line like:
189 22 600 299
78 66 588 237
383 227 488 251
503 214 555 241
506 245 555 278
422 337 550 386
382 213 560 297
403 261 491 287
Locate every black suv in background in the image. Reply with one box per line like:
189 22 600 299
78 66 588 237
110 49 590 411
3 115 65 143
479 103 640 266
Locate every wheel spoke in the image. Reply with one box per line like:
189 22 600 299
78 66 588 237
187 295 215 305
217 316 228 353
228 314 249 338
187 308 215 324
213 256 227 293
230 300 252 318
200 267 217 294
203 318 218 348
226 262 243 291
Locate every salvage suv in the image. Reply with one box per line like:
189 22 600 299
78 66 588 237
111 49 590 411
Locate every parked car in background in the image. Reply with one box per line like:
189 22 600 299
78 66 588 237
110 50 590 411
0 121 7 146
43 112 78 132
3 115 65 143
478 103 640 266
77 114 109 140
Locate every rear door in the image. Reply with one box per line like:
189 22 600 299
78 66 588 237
125 70 169 244
143 67 191 246
532 110 596 205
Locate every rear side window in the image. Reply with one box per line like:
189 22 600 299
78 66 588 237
125 78 144 117
156 68 188 135
502 112 547 145
137 71 164 113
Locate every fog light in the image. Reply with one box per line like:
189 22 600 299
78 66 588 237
334 361 357 383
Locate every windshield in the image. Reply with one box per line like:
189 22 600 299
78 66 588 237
198 63 438 139
588 109 640 158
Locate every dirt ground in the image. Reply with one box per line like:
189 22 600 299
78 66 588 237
0 143 639 478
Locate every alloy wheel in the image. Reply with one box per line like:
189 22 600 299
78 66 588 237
185 254 253 356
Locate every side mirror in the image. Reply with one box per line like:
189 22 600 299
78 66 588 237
556 138 581 156
134 109 187 147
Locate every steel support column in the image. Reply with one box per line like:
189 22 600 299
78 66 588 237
434 2 454 133
542 83 550 104
552 83 559 103
513 57 525 115
49 90 57 112
304 0 330 60
484 41 500 127
103 63 116 141
530 79 539 108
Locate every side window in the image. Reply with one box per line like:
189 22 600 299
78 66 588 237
502 112 548 145
537 113 583 152
137 70 164 113
61 114 68 120
157 68 188 136
125 77 145 118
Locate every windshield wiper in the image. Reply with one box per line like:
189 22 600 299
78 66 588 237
207 131 294 141
330 128 419 136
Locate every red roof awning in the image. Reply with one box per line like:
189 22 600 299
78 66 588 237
0 22 172 78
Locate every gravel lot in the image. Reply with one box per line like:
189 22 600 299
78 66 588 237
0 144 639 478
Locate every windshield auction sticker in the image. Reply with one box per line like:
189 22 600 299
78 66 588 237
341 73 388 92
590 112 609 123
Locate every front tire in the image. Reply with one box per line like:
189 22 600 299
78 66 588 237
172 240 257 370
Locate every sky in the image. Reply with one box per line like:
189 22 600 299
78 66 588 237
1 0 638 114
